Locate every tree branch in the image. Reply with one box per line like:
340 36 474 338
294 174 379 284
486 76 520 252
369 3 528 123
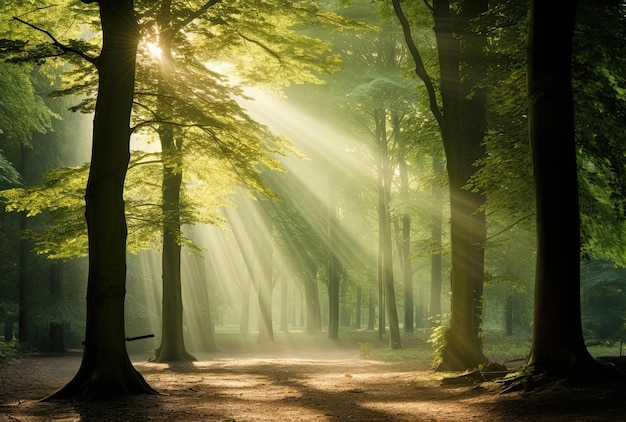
390 0 443 128
12 17 97 65
486 213 535 241
172 0 222 34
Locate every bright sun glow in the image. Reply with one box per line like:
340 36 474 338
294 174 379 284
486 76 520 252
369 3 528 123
146 42 162 60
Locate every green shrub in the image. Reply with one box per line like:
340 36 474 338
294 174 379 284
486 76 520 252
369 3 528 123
0 340 21 367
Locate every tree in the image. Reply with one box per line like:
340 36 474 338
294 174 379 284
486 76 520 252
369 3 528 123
226 194 275 342
392 0 490 370
133 0 357 357
301 7 412 347
0 61 55 347
525 0 606 377
44 0 156 399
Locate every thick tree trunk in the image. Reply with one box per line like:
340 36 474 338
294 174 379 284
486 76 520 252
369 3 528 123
433 0 488 371
526 0 604 376
45 0 156 399
153 125 195 362
152 18 195 362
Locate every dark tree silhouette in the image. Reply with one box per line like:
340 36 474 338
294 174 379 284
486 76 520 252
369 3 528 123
526 0 596 376
45 0 156 399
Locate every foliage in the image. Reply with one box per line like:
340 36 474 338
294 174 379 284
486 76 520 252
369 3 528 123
428 313 450 366
0 62 56 182
0 63 54 144
574 3 626 264
0 0 367 261
580 259 626 343
0 341 21 367
471 1 626 268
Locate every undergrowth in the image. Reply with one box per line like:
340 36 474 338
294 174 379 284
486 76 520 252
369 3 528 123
0 340 21 367
344 328 623 371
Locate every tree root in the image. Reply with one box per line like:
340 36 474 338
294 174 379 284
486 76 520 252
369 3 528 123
496 358 626 395
440 361 511 386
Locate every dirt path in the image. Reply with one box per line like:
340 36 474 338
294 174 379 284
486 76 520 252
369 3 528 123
0 339 625 421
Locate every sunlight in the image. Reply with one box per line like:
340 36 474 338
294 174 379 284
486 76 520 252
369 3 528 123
204 60 240 85
146 41 162 60
122 87 391 357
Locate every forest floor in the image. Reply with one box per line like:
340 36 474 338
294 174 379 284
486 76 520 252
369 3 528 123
0 332 625 421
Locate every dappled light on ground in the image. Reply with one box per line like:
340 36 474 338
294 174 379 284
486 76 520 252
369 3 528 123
2 335 626 421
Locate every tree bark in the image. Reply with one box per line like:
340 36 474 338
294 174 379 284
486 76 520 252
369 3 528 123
432 0 488 371
45 0 156 399
375 109 401 349
153 125 195 362
392 0 487 367
429 155 444 326
526 0 604 376
152 12 195 362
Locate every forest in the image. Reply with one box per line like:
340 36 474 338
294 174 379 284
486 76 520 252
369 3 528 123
0 0 625 420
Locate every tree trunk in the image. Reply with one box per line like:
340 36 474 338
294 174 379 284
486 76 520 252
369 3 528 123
240 276 250 334
526 0 604 376
48 261 65 353
256 199 274 343
186 252 218 352
505 296 513 337
154 130 195 362
327 251 341 339
18 144 29 346
303 259 321 334
392 0 488 369
45 0 156 399
3 320 12 343
280 274 288 332
376 109 401 349
399 159 414 333
433 0 488 371
429 156 444 326
355 285 362 330
367 286 376 330
229 199 273 341
18 210 28 345
152 19 195 362
327 186 341 339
